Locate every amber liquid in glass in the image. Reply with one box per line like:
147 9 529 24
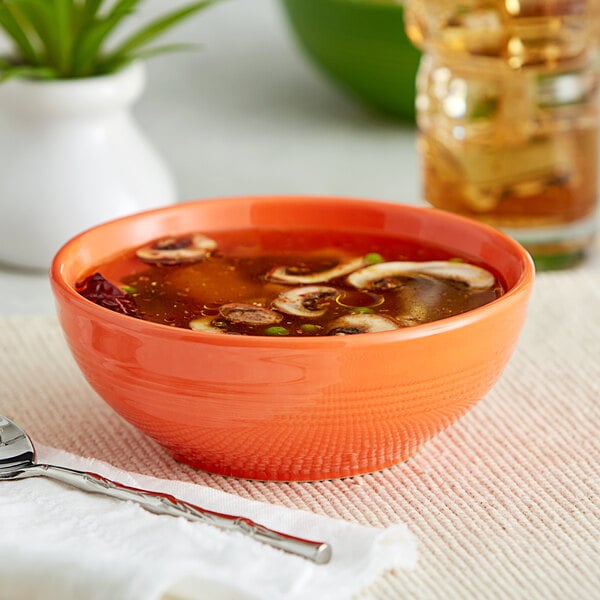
405 0 600 268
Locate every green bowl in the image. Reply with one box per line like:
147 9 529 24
280 0 421 121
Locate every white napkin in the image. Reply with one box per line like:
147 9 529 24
0 443 417 600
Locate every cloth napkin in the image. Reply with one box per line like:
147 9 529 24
0 443 417 600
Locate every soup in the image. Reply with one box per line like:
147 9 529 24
76 228 504 336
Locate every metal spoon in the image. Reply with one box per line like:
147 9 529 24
0 414 332 564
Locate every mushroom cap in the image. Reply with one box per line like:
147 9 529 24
266 257 367 285
271 285 339 318
136 233 217 265
189 316 224 334
325 313 400 335
347 260 496 291
219 303 283 325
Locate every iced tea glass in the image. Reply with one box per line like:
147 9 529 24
404 0 600 269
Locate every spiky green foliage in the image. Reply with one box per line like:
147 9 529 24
0 0 217 80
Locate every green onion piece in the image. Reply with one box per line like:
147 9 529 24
365 252 384 264
448 257 465 263
300 323 320 333
350 307 374 314
264 326 290 336
120 284 137 294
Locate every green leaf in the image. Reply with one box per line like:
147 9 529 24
97 42 201 74
129 42 201 59
51 0 75 74
106 0 141 20
6 0 55 69
71 0 142 76
71 0 103 43
72 14 127 75
80 0 103 23
0 63 58 81
0 3 39 64
0 0 221 80
104 0 215 61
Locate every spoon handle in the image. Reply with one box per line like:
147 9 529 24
18 463 332 564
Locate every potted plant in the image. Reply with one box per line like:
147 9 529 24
0 0 219 270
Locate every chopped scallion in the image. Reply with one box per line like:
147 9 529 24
264 326 290 336
365 252 384 264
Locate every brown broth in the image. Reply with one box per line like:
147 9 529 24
86 228 504 336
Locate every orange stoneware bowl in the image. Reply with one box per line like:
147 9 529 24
51 196 534 481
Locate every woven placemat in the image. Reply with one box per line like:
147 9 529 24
1 267 599 599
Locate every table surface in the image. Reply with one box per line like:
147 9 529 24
0 0 420 315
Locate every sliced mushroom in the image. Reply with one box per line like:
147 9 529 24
266 257 367 285
325 313 400 335
271 285 338 318
136 233 217 265
396 316 423 328
189 316 225 334
347 260 495 291
219 303 283 325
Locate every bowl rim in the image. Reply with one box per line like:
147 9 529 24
50 195 535 348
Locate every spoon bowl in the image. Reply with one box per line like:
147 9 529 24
0 414 35 471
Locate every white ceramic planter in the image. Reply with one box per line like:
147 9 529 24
0 62 176 270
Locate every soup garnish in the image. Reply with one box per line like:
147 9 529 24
76 272 138 318
76 229 503 336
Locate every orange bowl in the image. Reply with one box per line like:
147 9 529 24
50 196 534 481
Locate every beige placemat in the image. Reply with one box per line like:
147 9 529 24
1 267 599 599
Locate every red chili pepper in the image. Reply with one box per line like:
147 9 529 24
76 273 138 318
